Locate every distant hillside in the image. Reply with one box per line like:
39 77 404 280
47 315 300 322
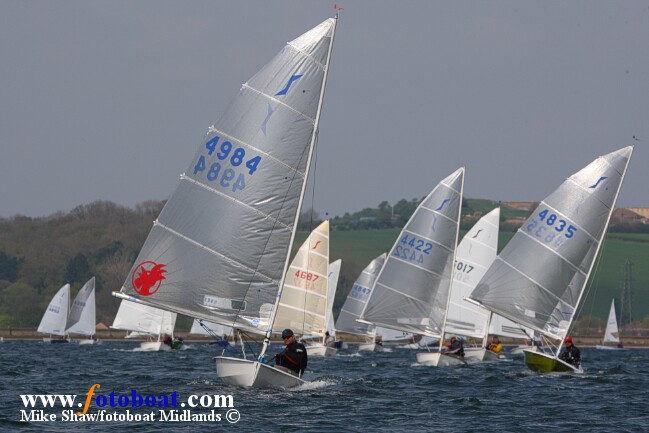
0 198 647 329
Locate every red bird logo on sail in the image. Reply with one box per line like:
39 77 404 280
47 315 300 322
311 241 321 250
131 261 167 296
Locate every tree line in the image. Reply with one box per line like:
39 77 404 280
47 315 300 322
1 198 646 328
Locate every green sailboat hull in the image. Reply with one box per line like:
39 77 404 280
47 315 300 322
524 350 577 373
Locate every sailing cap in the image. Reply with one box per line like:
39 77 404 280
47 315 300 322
565 336 573 344
281 329 294 339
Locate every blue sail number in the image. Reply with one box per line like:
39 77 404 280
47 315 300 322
393 234 432 265
526 209 577 247
193 135 262 192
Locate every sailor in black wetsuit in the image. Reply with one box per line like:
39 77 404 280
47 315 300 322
275 329 308 376
559 336 581 367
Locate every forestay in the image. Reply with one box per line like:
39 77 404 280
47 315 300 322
117 19 337 335
470 147 633 342
359 168 464 337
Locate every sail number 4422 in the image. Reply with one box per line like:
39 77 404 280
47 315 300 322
193 136 262 192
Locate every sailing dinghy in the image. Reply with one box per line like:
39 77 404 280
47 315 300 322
274 220 332 357
66 277 98 344
111 300 179 351
357 168 465 367
595 300 625 350
469 146 634 372
114 16 339 388
38 284 70 343
335 254 386 352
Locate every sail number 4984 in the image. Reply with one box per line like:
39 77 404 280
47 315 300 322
193 135 262 192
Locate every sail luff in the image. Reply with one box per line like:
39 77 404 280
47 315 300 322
555 146 633 355
258 17 338 362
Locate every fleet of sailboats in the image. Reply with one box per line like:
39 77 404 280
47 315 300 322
37 277 97 344
16 11 636 390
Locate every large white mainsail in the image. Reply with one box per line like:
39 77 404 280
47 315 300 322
113 16 338 387
273 220 329 337
66 277 96 339
38 284 70 338
469 146 633 372
358 168 464 337
335 253 385 338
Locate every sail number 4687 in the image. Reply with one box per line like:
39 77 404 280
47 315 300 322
193 135 262 192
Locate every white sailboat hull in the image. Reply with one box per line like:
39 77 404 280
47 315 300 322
416 351 467 367
463 348 502 363
307 344 337 357
76 338 98 345
137 341 171 352
358 342 383 352
595 345 626 350
214 356 305 389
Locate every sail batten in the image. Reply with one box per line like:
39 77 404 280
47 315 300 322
243 84 316 124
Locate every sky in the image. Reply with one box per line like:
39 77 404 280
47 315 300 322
1 1 647 219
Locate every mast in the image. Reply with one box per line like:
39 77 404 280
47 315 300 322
436 167 465 352
555 146 634 357
258 16 339 362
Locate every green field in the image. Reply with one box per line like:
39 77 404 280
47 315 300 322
294 229 649 322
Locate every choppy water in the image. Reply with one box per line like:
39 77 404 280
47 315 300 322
2 340 649 432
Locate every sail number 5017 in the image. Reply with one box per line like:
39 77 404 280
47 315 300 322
193 135 262 192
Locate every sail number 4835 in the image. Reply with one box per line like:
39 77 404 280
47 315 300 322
193 135 262 192
526 209 577 245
